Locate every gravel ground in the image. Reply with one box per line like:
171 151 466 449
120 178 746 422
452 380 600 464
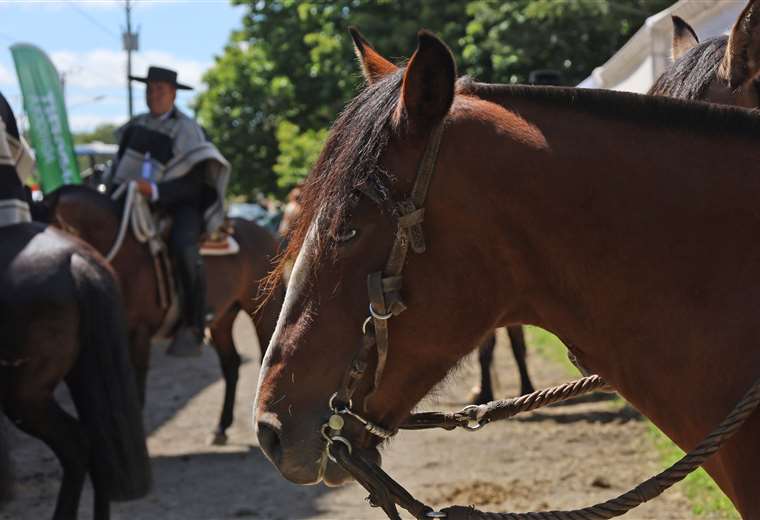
1 320 699 519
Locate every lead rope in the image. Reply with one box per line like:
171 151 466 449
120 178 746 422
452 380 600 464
328 374 760 520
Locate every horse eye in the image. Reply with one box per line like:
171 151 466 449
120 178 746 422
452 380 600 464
334 228 358 243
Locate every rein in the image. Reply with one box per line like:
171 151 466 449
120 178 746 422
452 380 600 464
319 117 760 519
107 181 173 309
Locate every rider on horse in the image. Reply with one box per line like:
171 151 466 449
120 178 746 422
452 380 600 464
108 66 230 357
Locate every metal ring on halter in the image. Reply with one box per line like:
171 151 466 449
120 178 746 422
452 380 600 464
325 435 353 463
425 511 448 518
328 392 351 413
369 303 393 320
460 404 486 431
362 316 372 335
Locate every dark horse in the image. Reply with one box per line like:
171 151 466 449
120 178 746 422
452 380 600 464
0 418 9 507
650 1 760 108
1 224 151 518
43 185 284 444
255 30 760 517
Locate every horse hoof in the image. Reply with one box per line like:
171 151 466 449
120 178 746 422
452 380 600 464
467 386 493 405
208 431 228 446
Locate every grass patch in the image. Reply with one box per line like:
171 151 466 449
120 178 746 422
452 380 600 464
649 425 738 518
523 326 738 518
524 326 581 376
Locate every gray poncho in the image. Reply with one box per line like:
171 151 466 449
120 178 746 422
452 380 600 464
110 107 230 232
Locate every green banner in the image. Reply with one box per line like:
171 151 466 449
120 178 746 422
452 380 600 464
11 43 80 193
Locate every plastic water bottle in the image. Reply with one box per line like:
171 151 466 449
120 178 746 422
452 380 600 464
141 152 153 181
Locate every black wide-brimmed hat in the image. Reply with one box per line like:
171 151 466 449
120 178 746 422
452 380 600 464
129 66 193 90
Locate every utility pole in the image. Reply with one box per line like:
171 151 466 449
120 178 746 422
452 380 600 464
122 0 138 118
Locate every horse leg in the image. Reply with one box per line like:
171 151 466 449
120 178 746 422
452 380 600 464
470 333 496 405
208 308 241 445
507 325 535 395
128 326 152 407
5 397 89 520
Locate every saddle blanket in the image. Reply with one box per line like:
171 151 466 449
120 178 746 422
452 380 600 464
200 235 239 256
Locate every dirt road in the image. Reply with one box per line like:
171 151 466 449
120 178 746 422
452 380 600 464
2 319 701 519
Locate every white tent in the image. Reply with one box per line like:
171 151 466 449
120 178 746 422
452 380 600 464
579 0 744 93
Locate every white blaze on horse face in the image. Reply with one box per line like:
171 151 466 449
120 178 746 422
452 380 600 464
254 216 319 424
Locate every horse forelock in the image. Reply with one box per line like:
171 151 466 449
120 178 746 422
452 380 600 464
264 70 407 297
649 36 728 99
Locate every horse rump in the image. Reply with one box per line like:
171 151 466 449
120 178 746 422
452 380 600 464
67 253 152 501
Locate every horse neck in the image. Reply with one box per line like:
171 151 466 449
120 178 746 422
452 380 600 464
55 189 118 254
444 92 760 454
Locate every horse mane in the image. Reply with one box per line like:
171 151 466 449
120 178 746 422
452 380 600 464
44 184 119 221
648 36 727 99
263 69 407 294
461 78 760 137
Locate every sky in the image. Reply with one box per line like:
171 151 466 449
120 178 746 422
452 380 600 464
0 0 246 133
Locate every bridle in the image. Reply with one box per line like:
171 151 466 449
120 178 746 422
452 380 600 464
320 119 446 461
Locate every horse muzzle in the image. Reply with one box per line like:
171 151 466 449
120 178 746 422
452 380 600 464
256 411 381 486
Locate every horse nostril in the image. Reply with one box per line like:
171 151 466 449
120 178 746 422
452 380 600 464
256 420 283 466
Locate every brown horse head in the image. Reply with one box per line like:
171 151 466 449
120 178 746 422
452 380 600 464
254 30 517 486
651 0 760 107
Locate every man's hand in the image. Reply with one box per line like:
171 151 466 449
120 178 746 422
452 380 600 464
135 180 155 199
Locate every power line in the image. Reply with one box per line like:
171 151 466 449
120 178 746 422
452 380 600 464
68 2 120 42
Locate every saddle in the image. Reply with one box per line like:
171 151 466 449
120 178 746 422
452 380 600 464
199 219 240 256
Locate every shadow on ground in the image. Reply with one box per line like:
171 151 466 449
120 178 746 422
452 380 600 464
516 402 642 425
110 448 333 520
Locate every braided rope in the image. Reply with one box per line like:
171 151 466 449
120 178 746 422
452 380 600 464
440 377 760 520
105 181 135 261
402 375 609 431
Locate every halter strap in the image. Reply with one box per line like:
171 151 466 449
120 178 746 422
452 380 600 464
326 119 447 440
365 119 446 401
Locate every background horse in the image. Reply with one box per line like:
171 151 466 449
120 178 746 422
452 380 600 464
44 185 284 444
650 1 760 107
255 30 760 517
1 222 150 519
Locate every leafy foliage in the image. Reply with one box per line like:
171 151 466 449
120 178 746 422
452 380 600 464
73 123 118 145
196 0 672 199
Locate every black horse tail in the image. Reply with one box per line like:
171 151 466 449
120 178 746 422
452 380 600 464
0 417 12 505
68 252 151 501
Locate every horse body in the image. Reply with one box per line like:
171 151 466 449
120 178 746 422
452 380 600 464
255 31 760 517
466 87 760 506
1 222 150 519
48 185 283 441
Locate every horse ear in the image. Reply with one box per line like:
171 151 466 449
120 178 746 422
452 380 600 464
349 27 397 84
671 16 699 61
400 30 456 124
720 0 760 88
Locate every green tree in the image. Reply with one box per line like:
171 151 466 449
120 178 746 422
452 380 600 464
461 0 673 85
272 120 327 189
197 0 672 199
73 123 118 145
